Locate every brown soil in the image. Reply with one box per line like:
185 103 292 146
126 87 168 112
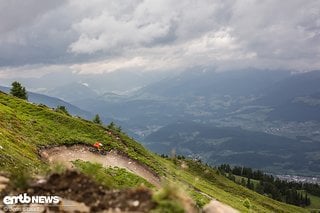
1 170 156 212
40 145 161 188
0 145 239 212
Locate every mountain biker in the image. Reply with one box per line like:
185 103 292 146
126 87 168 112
93 141 103 152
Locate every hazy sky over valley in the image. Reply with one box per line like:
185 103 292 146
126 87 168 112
0 0 319 78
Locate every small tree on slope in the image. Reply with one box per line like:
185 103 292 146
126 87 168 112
93 114 102 124
10 81 28 100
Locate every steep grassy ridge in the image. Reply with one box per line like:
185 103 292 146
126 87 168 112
0 91 162 174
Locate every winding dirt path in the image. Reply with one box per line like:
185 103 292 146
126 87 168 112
40 145 161 188
40 145 239 212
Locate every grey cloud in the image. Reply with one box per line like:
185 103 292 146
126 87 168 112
0 0 66 33
0 0 319 73
0 0 74 66
229 1 320 61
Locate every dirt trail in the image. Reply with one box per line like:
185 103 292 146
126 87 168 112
40 145 161 188
40 145 239 213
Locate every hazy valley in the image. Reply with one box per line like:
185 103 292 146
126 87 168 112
3 69 320 176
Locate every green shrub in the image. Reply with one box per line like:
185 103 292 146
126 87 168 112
243 198 251 209
9 168 31 190
55 105 70 116
152 184 187 213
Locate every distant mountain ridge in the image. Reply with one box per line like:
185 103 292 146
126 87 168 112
136 69 291 98
256 71 320 121
0 85 93 119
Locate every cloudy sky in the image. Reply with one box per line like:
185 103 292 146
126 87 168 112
0 0 319 78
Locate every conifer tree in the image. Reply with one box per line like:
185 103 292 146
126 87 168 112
10 81 28 100
93 114 102 124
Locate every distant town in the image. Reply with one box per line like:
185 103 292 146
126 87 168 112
276 174 320 185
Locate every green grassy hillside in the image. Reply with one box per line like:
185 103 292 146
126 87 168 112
0 91 307 212
298 190 320 211
0 91 162 174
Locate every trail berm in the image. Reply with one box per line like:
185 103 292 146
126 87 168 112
40 145 239 213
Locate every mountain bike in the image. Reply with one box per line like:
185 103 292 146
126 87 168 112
89 147 107 155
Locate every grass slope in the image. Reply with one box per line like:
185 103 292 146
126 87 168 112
0 92 307 212
298 190 320 211
157 158 307 212
0 91 162 174
73 160 154 189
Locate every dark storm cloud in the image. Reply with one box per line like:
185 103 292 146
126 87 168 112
0 0 319 75
0 0 73 66
0 0 65 33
